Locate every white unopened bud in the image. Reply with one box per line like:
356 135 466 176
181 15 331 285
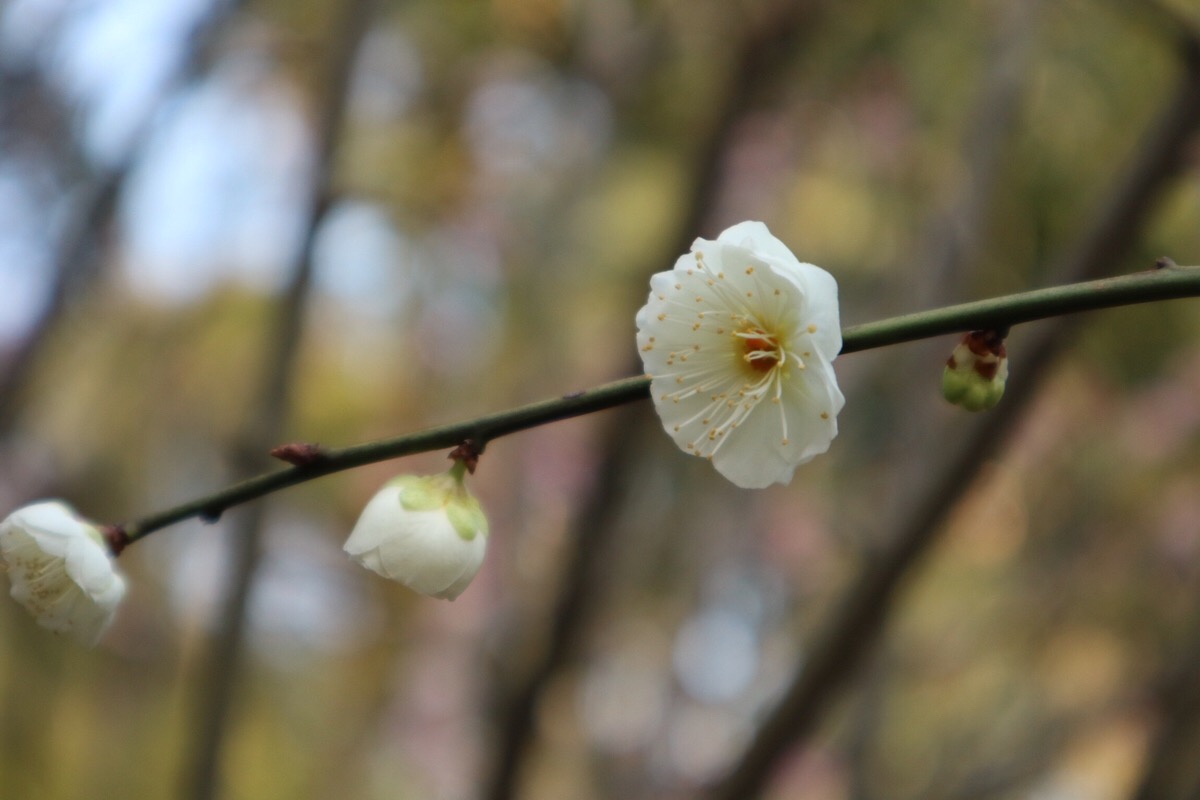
343 463 488 600
0 501 127 645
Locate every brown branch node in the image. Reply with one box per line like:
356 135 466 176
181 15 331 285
100 524 130 557
269 442 328 467
448 439 482 474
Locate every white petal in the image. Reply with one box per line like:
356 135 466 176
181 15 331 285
345 480 487 601
373 511 484 598
711 408 798 488
716 221 800 268
773 261 842 358
6 502 81 558
712 222 842 358
704 360 842 488
65 537 127 613
343 484 404 555
780 360 843 461
0 501 125 645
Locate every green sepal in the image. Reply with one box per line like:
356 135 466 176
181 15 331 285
446 494 488 541
391 475 449 512
386 470 488 541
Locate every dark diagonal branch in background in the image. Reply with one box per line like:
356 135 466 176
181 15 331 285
0 0 245 436
1129 661 1200 800
182 2 373 799
704 30 1200 800
1127 580 1200 800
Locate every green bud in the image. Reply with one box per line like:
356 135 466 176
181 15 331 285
942 331 1008 412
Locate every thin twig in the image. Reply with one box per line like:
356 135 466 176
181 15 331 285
110 262 1200 546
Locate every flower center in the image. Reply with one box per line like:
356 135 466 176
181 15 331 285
739 327 783 373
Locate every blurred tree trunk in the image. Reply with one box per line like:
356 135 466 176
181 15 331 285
0 0 244 436
182 2 373 797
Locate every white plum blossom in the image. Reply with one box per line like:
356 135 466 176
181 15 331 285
0 501 127 645
636 221 844 488
344 463 488 600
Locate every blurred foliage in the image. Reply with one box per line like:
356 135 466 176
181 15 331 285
1 0 1200 799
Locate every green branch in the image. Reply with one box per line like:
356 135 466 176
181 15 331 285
117 261 1200 546
839 258 1196 352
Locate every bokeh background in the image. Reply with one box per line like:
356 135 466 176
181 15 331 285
2 0 1200 798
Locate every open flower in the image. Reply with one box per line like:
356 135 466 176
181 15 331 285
636 221 844 488
0 501 126 645
344 462 488 600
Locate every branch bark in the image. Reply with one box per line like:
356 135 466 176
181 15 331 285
108 262 1200 546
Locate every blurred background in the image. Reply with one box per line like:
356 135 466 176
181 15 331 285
2 0 1200 798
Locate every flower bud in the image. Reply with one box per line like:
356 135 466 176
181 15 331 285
942 330 1008 412
0 501 127 645
343 463 488 600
